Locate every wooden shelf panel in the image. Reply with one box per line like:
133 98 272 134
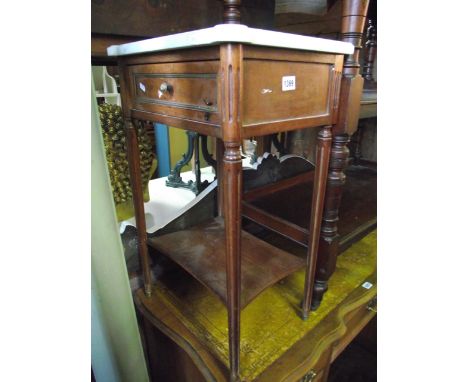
148 217 305 309
137 230 377 382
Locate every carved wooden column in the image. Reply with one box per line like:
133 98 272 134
223 0 241 24
312 0 369 309
312 134 349 308
363 18 377 91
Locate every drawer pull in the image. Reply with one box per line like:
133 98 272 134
203 98 213 121
203 98 213 106
158 82 173 98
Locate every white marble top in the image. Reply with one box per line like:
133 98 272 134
107 24 353 56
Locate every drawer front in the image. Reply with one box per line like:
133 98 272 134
243 60 337 126
128 61 220 124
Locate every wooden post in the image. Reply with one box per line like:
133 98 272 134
223 0 241 24
363 18 377 90
221 3 243 379
302 125 332 319
223 141 242 381
216 138 225 217
125 119 152 297
313 134 350 309
312 0 369 309
220 39 243 381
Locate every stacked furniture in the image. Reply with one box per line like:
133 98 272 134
108 1 370 380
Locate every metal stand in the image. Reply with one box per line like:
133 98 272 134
166 131 216 195
271 132 288 156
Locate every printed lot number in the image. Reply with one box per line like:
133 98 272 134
282 76 296 91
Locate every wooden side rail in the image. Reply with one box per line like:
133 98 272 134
242 201 309 246
243 170 315 202
242 170 315 247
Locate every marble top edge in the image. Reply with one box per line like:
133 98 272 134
107 24 354 56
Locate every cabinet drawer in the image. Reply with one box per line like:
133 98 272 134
242 59 338 127
128 61 220 124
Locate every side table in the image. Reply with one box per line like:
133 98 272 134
108 2 353 380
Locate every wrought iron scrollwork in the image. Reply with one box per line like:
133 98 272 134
166 131 216 195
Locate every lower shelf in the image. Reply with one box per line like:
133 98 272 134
137 230 377 382
147 217 305 309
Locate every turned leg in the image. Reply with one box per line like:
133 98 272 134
126 119 152 297
223 142 242 381
310 0 371 309
311 134 350 310
302 126 332 319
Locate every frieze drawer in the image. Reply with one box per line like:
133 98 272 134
243 60 336 126
128 61 220 124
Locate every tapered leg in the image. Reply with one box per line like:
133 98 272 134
216 138 225 217
126 119 152 297
222 142 242 382
302 126 332 319
219 38 243 381
312 134 350 310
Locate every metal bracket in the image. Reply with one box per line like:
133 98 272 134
165 131 216 195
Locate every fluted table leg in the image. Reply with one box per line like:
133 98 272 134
302 125 332 319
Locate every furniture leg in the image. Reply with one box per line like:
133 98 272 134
309 0 370 310
219 38 243 381
363 18 377 90
216 138 225 217
302 125 332 319
312 134 350 310
223 142 242 382
126 119 152 297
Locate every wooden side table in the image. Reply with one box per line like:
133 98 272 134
108 2 353 380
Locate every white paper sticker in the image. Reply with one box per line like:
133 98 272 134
282 76 296 91
362 281 373 289
139 82 146 93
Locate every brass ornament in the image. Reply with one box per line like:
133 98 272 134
98 103 154 206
